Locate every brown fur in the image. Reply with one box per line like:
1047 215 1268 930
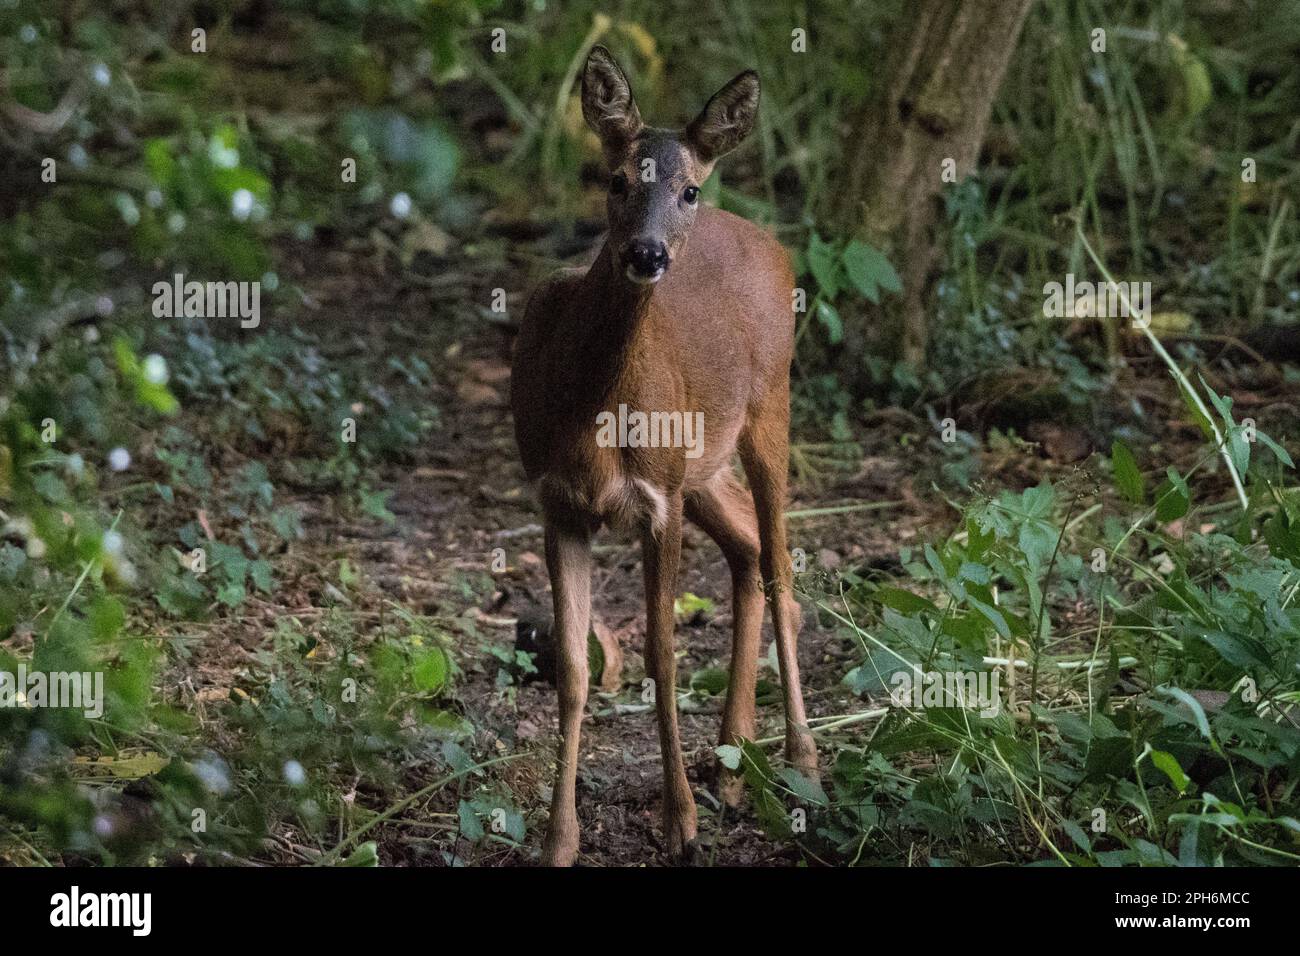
510 46 816 867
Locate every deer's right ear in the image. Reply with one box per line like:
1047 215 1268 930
581 46 643 161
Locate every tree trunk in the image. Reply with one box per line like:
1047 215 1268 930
834 0 1035 372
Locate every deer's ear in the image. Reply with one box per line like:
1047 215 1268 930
686 70 760 164
581 46 643 160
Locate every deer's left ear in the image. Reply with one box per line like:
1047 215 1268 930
581 46 643 162
686 70 760 164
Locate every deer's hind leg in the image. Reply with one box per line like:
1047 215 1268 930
685 470 763 807
738 401 818 776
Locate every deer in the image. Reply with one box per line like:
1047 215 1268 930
510 46 816 866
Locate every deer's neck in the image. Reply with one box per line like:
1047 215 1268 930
572 244 655 404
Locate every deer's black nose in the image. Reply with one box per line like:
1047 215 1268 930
625 240 669 278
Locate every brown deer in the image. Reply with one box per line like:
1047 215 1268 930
510 46 816 866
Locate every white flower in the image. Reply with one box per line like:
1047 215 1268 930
145 188 163 208
114 193 140 226
3 517 33 540
389 192 412 219
208 136 240 169
260 271 279 292
95 295 114 316
108 447 131 472
65 453 85 477
19 24 36 43
102 531 124 557
92 63 111 87
193 754 232 795
230 188 254 221
112 559 138 587
167 211 186 233
143 353 168 384
26 537 46 559
68 144 89 169
283 760 306 787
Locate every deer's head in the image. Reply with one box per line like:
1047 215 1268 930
581 46 760 285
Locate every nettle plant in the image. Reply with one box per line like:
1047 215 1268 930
736 383 1298 866
794 232 902 353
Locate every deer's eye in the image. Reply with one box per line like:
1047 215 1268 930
609 173 628 195
683 185 700 204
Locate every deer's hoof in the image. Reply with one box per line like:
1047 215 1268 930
662 808 699 863
676 837 705 866
541 822 580 867
540 839 579 867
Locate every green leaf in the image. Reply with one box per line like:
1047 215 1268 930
358 487 396 524
339 841 379 866
457 800 485 841
1193 630 1272 670
1149 748 1191 794
875 587 938 615
841 239 901 303
673 592 715 620
1110 440 1145 504
716 744 742 770
1157 686 1217 750
1255 429 1294 468
806 233 840 298
1154 472 1190 522
1061 818 1092 852
1176 381 1215 440
689 667 729 696
815 300 843 345
778 767 829 807
216 581 246 607
411 646 449 693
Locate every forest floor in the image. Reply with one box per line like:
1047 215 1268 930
237 234 944 866
163 216 1296 867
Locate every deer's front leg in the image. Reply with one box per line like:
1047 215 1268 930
541 522 593 867
642 494 698 860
